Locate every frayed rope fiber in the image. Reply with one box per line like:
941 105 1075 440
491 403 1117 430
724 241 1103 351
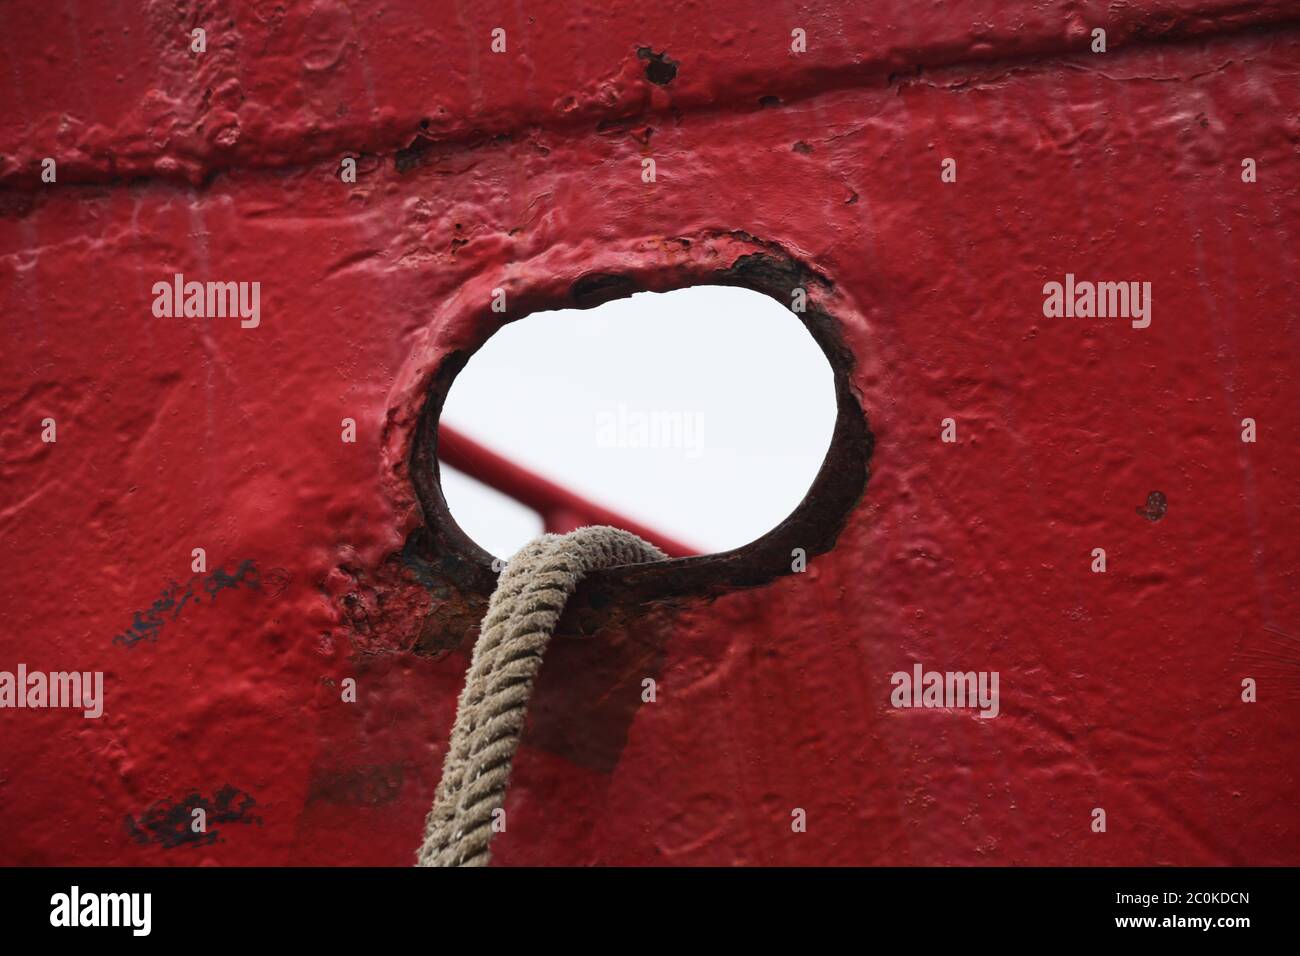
417 526 666 867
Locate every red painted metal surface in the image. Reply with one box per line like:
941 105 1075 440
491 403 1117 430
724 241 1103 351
438 425 695 556
2 1 1299 866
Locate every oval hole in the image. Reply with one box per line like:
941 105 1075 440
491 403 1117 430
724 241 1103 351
438 285 836 558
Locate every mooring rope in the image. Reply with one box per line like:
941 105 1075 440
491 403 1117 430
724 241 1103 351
417 526 666 867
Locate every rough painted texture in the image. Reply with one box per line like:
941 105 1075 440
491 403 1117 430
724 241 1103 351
1 1 1298 865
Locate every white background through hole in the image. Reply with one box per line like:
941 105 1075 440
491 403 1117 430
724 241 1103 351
438 285 837 558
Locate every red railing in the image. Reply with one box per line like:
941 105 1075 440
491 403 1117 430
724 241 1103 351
437 425 696 558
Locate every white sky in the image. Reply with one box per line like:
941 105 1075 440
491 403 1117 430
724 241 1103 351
439 285 836 558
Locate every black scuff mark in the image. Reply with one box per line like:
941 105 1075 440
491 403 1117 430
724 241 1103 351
1137 491 1168 522
395 132 433 173
637 47 678 86
887 64 925 89
112 559 275 649
125 785 261 849
395 129 514 175
571 272 638 309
